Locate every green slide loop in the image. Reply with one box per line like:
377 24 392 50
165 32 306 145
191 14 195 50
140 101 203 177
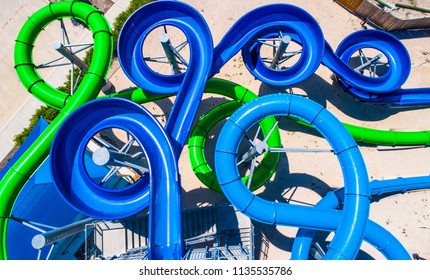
14 0 112 110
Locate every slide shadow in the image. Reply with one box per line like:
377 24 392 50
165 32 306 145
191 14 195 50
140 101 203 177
258 72 425 121
391 29 430 40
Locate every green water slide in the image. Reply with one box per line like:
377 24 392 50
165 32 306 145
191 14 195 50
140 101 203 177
0 1 113 259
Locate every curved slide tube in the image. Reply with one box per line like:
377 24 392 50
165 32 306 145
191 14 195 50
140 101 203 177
14 1 112 110
322 29 411 94
117 2 328 157
0 1 113 260
215 94 370 260
213 6 430 104
117 0 213 157
188 101 281 193
189 79 430 193
330 29 430 106
55 0 215 259
211 4 325 86
292 175 430 260
5 75 427 260
188 82 282 193
50 98 182 259
292 191 411 260
111 78 430 198
218 7 428 105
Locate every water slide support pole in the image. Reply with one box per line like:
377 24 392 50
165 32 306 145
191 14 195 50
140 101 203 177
159 33 182 74
31 218 97 250
53 41 112 93
270 35 291 69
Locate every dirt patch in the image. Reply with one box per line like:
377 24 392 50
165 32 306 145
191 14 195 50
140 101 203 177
370 0 430 19
49 0 114 14
0 146 19 172
90 0 115 13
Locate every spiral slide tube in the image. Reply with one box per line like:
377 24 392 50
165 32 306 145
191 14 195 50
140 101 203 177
322 29 411 94
213 5 429 105
6 76 428 260
211 4 325 87
215 94 370 260
14 1 112 110
188 80 430 194
188 80 282 193
188 101 281 193
117 2 326 156
326 29 430 106
212 5 429 104
117 0 213 157
115 78 430 198
50 98 182 259
292 175 430 260
0 1 112 260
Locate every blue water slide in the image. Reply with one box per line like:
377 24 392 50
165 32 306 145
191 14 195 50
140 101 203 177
214 6 429 105
338 86 430 105
212 4 325 86
1 119 85 260
117 0 213 156
323 29 411 94
292 175 430 260
50 98 183 259
323 29 430 105
214 94 370 260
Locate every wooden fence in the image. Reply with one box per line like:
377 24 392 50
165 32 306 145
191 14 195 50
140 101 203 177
335 0 430 31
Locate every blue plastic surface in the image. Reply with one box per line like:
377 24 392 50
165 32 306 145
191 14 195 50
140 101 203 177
214 94 370 260
4 119 84 260
213 4 325 86
324 29 430 105
291 175 430 260
50 97 183 259
117 0 213 156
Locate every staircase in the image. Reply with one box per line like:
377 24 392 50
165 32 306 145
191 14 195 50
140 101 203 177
88 204 254 260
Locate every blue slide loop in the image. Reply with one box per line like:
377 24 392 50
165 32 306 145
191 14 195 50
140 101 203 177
117 0 213 94
328 29 430 106
50 98 178 219
292 175 430 259
51 98 184 259
322 29 411 94
117 0 213 156
212 4 325 86
214 94 370 259
291 189 411 260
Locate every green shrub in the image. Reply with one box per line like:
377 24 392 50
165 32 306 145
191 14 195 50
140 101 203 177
13 106 60 146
